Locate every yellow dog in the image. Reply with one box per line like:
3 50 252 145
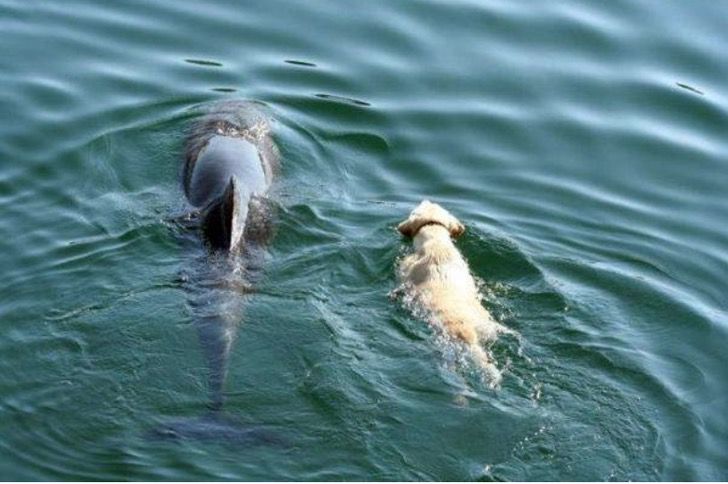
397 200 509 384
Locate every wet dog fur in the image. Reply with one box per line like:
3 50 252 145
397 200 507 382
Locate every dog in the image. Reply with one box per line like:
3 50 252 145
397 200 508 384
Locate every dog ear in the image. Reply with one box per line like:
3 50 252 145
397 218 419 238
448 221 465 238
397 199 433 237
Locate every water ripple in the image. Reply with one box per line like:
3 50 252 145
1 0 727 479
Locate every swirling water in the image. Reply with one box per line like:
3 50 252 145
0 0 727 480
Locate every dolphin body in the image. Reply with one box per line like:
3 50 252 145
182 100 279 253
154 101 282 445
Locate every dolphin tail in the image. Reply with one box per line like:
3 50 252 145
147 411 290 448
201 176 244 251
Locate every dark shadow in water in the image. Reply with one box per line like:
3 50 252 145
148 412 291 448
314 93 371 107
212 87 238 93
676 82 704 95
185 58 224 67
285 59 317 67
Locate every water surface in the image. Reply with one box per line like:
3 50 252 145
0 0 727 480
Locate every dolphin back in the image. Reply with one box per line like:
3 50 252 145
183 100 278 198
183 101 278 252
192 136 267 251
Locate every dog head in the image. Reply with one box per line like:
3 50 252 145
397 200 465 239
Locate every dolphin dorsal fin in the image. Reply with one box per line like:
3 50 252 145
202 176 244 251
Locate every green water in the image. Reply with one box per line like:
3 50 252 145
1 0 727 480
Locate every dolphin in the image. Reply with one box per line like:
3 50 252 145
182 100 279 253
154 101 283 445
